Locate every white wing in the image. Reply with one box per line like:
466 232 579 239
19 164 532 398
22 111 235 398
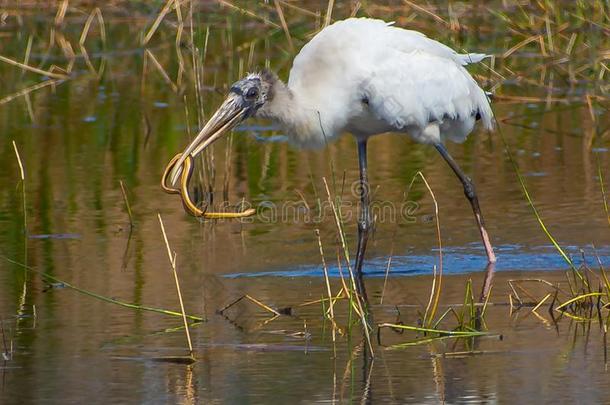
364 49 492 143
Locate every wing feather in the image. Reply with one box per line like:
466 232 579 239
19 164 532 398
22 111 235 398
364 50 492 142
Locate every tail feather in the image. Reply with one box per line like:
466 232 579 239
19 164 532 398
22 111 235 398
459 53 490 65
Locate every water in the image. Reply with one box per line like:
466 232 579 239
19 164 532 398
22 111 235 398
0 1 608 403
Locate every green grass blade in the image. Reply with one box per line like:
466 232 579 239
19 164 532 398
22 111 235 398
3 256 204 322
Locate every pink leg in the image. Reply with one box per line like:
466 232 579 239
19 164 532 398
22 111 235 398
435 143 497 264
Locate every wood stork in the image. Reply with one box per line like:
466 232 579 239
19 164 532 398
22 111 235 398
163 17 497 282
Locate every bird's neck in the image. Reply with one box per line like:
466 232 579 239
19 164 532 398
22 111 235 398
257 78 331 147
257 78 294 122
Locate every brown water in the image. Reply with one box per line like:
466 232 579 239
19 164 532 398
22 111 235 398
0 1 608 403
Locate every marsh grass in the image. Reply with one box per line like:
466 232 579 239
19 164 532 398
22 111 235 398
79 7 106 78
322 176 374 355
11 141 26 235
1 317 13 362
315 228 337 347
378 278 494 349
1 1 606 110
0 54 68 80
508 256 610 362
158 213 196 363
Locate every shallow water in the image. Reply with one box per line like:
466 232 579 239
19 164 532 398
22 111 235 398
2 271 609 403
0 1 608 403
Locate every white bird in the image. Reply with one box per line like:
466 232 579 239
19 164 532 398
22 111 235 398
164 18 497 282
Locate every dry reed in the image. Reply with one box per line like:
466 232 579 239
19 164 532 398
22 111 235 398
158 213 195 360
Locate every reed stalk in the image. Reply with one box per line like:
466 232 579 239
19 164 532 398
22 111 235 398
119 180 134 228
405 172 443 328
158 214 194 358
315 228 336 346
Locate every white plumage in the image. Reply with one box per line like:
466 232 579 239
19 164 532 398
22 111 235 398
258 17 492 148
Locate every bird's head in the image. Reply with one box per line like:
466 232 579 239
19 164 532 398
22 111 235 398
167 70 277 185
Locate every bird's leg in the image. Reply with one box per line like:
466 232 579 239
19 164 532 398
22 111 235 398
354 139 371 300
434 143 497 264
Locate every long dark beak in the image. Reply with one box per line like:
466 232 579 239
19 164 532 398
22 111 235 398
169 93 247 185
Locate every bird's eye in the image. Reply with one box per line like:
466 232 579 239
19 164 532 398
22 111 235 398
246 87 259 99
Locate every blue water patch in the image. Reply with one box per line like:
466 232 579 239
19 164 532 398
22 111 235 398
524 171 547 177
252 134 290 143
224 245 610 278
28 233 81 239
236 124 280 132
